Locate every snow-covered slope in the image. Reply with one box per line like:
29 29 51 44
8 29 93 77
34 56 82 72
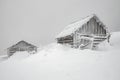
110 32 120 48
0 32 120 80
7 52 30 61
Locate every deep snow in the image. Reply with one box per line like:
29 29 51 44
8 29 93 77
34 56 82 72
0 32 120 80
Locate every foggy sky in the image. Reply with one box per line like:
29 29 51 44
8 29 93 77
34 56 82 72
0 0 120 55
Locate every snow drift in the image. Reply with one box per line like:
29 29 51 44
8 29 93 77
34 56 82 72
0 32 120 80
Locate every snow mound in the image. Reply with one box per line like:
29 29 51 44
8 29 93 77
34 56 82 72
0 55 8 62
4 51 31 62
110 32 120 48
98 40 112 51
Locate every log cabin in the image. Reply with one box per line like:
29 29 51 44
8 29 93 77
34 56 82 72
7 40 37 56
56 14 110 49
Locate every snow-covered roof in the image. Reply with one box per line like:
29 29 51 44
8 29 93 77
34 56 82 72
56 14 106 38
7 40 37 49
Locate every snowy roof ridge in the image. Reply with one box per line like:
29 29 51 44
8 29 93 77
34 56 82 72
7 40 37 49
56 14 106 38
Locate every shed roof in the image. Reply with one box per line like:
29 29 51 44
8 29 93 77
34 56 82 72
7 40 37 49
56 14 107 38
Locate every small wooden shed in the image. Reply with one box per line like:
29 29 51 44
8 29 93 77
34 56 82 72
56 14 110 49
7 40 37 56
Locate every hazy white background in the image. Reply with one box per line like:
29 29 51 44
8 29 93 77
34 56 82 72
0 0 120 55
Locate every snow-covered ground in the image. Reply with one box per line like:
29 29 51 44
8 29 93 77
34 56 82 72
0 32 120 80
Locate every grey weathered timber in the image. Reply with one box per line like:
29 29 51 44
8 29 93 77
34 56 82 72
56 14 110 50
7 40 37 56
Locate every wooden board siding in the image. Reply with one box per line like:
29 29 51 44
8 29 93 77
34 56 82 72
73 31 78 48
57 35 73 45
77 17 106 36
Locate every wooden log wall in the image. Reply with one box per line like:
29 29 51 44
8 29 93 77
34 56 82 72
57 35 73 45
